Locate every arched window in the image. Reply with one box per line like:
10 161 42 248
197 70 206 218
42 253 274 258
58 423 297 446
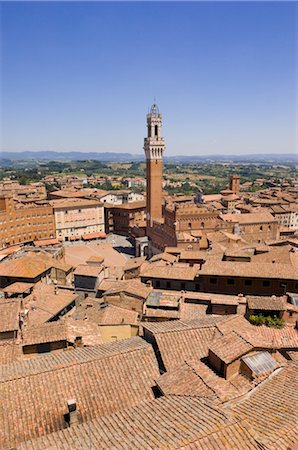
201 222 205 228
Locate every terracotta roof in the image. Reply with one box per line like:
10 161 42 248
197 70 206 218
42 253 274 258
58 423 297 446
247 295 286 311
107 200 146 209
33 238 60 247
257 325 298 349
73 298 139 324
232 362 298 449
86 255 104 264
0 337 160 449
0 252 71 279
143 317 225 371
199 258 298 280
221 212 277 224
25 284 78 325
0 300 20 333
50 197 102 209
81 231 106 240
0 342 22 365
0 252 52 279
124 256 146 271
22 319 103 347
179 303 208 320
150 252 177 263
179 250 207 260
183 291 242 306
209 331 253 364
157 359 252 404
18 396 260 450
141 264 199 281
22 321 69 346
0 245 22 256
74 264 104 277
99 279 151 299
2 282 34 294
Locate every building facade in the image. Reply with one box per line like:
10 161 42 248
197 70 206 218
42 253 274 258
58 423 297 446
0 195 56 248
105 201 146 236
50 198 105 241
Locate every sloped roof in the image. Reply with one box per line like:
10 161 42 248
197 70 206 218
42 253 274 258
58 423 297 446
0 337 160 449
17 396 260 450
221 212 277 224
74 264 104 277
232 362 298 449
0 252 71 279
143 317 225 371
0 300 20 333
209 331 254 364
73 298 139 325
247 295 286 311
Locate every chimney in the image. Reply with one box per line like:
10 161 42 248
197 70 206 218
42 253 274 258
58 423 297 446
66 399 79 427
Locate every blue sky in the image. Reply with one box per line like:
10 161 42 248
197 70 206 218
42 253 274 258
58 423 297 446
1 1 297 155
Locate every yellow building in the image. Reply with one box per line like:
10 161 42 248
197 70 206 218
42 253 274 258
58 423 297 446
50 197 105 241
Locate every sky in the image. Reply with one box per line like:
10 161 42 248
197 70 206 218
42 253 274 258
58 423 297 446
0 1 297 156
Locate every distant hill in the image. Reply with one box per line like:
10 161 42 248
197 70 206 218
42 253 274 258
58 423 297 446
0 151 297 164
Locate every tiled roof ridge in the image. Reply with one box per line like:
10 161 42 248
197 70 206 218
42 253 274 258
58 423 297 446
0 337 151 383
184 360 220 399
232 329 255 348
231 366 284 409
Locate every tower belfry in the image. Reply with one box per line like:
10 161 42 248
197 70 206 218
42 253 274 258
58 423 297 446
144 104 165 227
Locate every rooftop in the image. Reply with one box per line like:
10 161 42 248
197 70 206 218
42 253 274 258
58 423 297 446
74 264 104 277
0 299 20 333
0 337 160 449
17 396 260 450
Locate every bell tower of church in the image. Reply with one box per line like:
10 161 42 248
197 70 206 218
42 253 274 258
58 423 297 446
144 104 165 227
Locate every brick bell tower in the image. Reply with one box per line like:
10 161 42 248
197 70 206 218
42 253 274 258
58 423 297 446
144 103 165 228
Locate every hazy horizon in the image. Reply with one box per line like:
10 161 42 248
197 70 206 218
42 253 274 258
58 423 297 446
1 2 297 155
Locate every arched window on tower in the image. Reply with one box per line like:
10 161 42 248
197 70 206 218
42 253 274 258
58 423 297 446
155 125 158 137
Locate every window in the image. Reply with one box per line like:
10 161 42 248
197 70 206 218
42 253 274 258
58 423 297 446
227 278 235 285
156 280 160 288
37 343 51 353
260 226 263 231
245 279 252 286
166 281 171 289
210 277 217 284
262 280 271 287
